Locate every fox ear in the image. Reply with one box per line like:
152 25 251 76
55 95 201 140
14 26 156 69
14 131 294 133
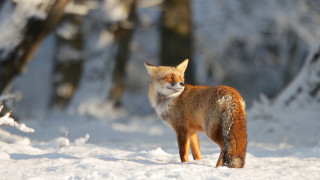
144 62 156 75
176 59 189 73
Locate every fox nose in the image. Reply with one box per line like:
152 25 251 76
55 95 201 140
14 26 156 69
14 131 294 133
180 82 185 86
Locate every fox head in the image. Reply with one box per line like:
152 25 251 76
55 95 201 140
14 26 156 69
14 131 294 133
144 59 189 98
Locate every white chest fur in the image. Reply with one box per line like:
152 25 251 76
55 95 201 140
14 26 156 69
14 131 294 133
148 83 184 127
154 95 174 127
155 98 171 115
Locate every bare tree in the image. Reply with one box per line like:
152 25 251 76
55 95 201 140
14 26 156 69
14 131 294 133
108 0 138 108
0 0 71 94
51 0 85 109
160 0 194 84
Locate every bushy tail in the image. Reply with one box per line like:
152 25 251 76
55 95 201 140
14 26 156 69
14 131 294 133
221 101 247 168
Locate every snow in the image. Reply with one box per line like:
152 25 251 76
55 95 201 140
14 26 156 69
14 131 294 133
0 105 319 179
0 105 34 133
192 0 320 106
64 1 89 16
56 22 79 40
272 42 320 108
1 0 320 179
102 0 129 23
2 142 318 179
0 0 53 61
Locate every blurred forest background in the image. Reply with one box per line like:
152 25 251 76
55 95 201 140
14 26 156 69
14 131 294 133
0 0 320 119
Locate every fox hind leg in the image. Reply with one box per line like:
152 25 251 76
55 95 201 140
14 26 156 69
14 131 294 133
206 121 224 167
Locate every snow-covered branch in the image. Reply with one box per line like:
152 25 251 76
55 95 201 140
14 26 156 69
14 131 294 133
272 41 320 108
0 0 71 94
0 105 34 133
0 92 22 102
0 94 16 102
249 38 320 121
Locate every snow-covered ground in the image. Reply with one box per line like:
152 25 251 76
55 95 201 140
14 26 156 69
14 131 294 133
1 0 320 179
0 104 319 179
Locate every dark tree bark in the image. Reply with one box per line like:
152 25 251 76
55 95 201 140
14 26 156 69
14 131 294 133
0 1 4 8
0 0 70 94
160 0 195 84
51 0 85 109
108 0 137 108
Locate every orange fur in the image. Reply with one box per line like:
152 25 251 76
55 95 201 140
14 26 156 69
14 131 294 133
145 59 247 168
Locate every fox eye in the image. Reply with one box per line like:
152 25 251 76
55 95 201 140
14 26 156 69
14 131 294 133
166 75 174 80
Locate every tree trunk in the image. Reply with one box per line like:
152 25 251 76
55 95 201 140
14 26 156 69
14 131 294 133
160 0 195 84
51 0 84 109
0 0 70 94
108 0 137 108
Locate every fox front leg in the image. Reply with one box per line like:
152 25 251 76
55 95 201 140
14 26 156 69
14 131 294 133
189 132 201 160
176 130 190 162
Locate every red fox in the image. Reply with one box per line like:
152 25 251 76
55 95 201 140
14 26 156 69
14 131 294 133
144 59 247 168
